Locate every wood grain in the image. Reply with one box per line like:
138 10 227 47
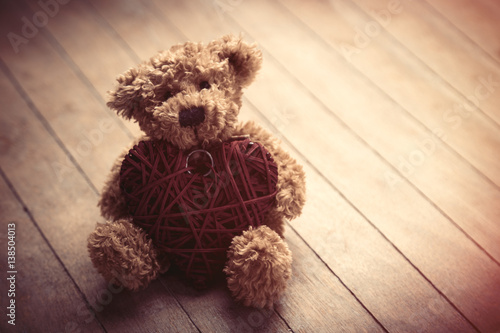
23 0 142 139
426 0 500 63
279 0 500 286
0 172 106 333
221 0 500 331
349 0 500 126
0 0 498 331
279 0 500 188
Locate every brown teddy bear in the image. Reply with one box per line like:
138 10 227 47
87 35 306 308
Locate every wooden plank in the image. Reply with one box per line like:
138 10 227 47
0 5 199 332
0 173 105 332
243 80 477 333
0 2 131 189
86 0 186 60
85 0 185 61
148 0 488 331
245 64 500 332
277 0 500 277
278 0 500 189
348 0 500 126
22 0 142 138
230 4 498 328
426 0 500 63
160 0 500 331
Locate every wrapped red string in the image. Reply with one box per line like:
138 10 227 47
120 138 278 285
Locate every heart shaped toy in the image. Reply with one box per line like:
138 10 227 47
120 138 278 284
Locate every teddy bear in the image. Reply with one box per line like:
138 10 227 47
87 35 306 308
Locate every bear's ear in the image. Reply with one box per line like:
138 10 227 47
107 65 154 120
210 35 263 87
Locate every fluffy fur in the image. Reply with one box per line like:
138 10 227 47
98 136 147 221
224 225 292 308
107 35 261 150
234 121 306 230
87 219 162 290
88 35 306 308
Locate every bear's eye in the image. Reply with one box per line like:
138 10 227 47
164 91 173 100
199 81 211 90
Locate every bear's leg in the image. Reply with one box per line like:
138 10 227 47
87 219 166 290
224 225 292 308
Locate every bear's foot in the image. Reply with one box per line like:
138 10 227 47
87 219 165 290
224 225 292 308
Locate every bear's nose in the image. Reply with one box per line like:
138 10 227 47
179 106 206 127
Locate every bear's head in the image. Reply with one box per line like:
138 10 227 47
107 35 262 150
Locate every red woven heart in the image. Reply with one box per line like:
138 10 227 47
120 138 278 285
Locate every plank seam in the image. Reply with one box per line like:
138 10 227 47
260 0 500 266
245 99 480 333
38 28 135 141
244 99 391 331
277 0 500 193
157 278 202 333
423 0 500 70
0 57 99 196
274 308 294 332
287 224 389 333
0 167 108 333
324 0 500 260
19 0 135 141
345 0 500 132
84 0 142 65
145 0 190 41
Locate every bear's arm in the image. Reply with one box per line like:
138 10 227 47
233 121 306 221
98 135 149 221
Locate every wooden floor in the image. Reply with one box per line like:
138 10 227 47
0 0 499 332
